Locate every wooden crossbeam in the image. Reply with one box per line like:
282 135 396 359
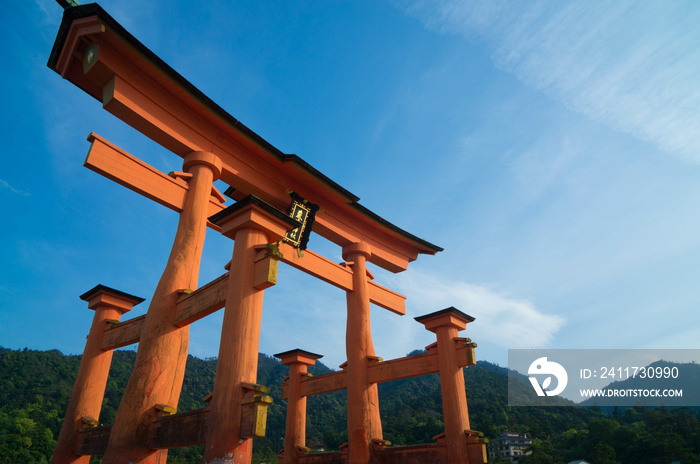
366 351 440 385
75 425 111 455
75 402 273 453
84 133 226 228
368 281 406 315
277 242 353 289
74 408 210 454
76 402 271 453
174 273 229 327
150 407 210 449
102 273 229 349
284 344 476 399
276 242 406 315
296 370 347 399
102 315 145 350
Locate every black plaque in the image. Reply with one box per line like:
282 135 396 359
283 192 319 250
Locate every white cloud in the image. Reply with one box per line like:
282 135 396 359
397 0 700 163
184 263 563 367
386 270 565 350
0 178 30 196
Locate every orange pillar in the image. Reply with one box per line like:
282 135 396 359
52 286 143 464
416 308 474 464
204 195 299 464
275 349 323 464
342 243 383 464
102 151 222 464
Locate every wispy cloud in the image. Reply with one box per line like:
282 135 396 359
388 270 565 349
0 178 30 196
397 0 700 163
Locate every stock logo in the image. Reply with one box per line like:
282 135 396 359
528 357 568 397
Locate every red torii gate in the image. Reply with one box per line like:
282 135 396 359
47 3 486 464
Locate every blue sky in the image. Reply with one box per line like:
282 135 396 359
2 0 699 370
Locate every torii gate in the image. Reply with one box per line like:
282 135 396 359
47 3 486 464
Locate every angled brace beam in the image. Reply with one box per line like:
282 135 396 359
84 133 226 229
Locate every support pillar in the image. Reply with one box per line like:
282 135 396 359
342 242 383 464
204 195 300 464
52 286 143 464
416 308 475 464
103 151 222 464
275 349 323 464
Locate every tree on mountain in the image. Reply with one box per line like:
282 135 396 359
521 438 564 464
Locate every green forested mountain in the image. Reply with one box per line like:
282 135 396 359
2 346 700 464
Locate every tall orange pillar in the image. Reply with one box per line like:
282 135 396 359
342 243 383 464
416 308 474 464
52 286 143 464
204 195 300 464
102 152 222 464
275 349 323 464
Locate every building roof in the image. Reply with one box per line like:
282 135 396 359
491 433 532 443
